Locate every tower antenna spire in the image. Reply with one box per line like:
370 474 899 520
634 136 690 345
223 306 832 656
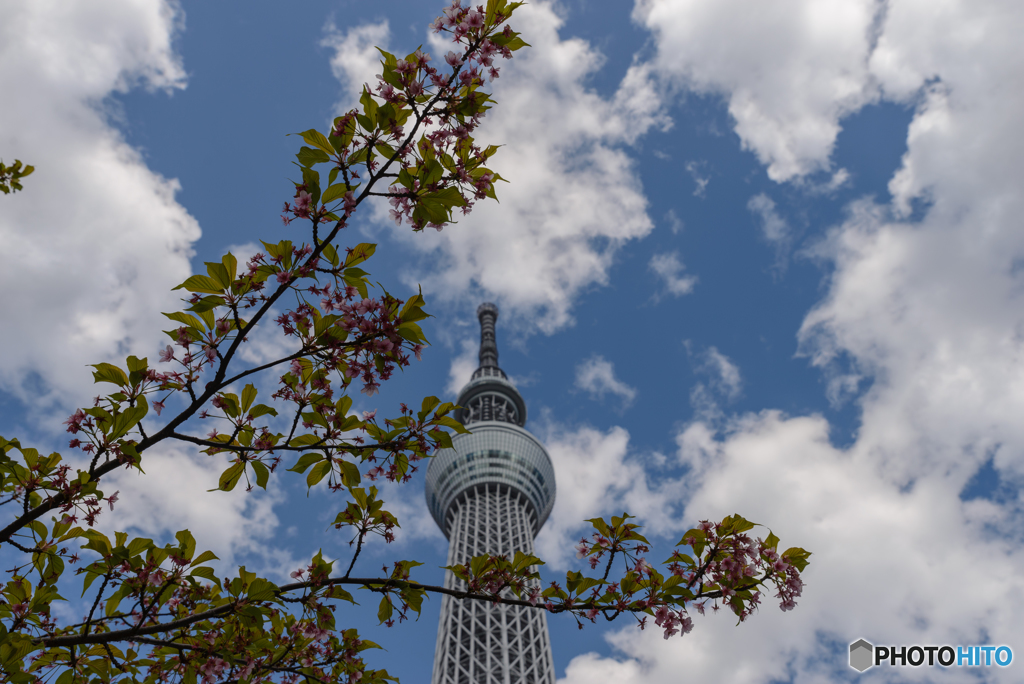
475 302 501 375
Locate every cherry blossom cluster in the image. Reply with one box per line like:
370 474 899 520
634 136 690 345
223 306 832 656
280 0 525 232
432 1 515 80
555 515 809 639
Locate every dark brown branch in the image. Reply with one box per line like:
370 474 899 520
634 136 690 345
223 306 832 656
168 431 403 455
35 568 770 649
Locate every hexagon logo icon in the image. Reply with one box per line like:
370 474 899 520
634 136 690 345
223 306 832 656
849 639 874 672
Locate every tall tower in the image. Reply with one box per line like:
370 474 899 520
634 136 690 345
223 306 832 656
425 303 557 684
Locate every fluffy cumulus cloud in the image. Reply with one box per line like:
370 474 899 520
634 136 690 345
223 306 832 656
574 355 637 407
558 1 1024 682
322 18 391 111
560 413 1024 683
535 424 684 569
0 2 307 591
324 3 669 333
0 0 201 419
634 0 880 182
100 446 293 576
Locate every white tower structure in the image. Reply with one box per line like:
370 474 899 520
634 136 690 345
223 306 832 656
425 303 557 684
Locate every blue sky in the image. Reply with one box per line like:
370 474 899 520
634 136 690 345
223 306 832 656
1 0 1022 682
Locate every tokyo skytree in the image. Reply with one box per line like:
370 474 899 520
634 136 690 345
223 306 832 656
425 303 557 684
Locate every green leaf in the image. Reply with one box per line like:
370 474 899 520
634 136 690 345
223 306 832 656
421 159 444 186
588 517 612 538
90 363 128 387
321 182 351 204
300 167 321 206
306 461 331 488
418 396 441 420
240 384 258 413
107 402 147 440
163 311 205 329
340 460 361 487
205 260 232 290
297 129 336 156
249 404 278 419
126 537 153 557
189 565 219 585
322 243 339 266
125 355 148 375
175 530 197 560
781 547 812 572
190 550 219 567
222 252 238 283
288 452 323 474
399 291 429 324
329 586 356 603
376 47 398 67
721 513 757 535
252 461 270 490
348 146 369 165
344 243 377 268
289 433 322 447
247 578 279 602
397 167 416 189
216 463 245 492
377 596 393 624
105 584 128 618
195 307 216 331
360 88 379 128
297 146 331 168
178 274 225 294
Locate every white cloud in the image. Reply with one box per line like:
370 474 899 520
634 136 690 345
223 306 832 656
803 167 851 195
322 19 391 112
562 412 1024 683
562 1 1024 681
746 193 790 245
574 355 637 407
748 193 795 270
101 445 292 575
684 160 709 198
374 479 445 547
324 3 669 334
446 338 479 397
535 423 682 569
560 653 645 683
649 252 697 297
701 347 742 400
700 350 741 397
0 0 200 419
665 208 685 234
634 0 880 182
688 346 742 420
0 2 314 590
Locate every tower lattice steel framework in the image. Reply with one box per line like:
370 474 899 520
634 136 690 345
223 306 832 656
425 303 557 684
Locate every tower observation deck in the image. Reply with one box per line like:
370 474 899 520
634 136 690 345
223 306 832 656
425 303 556 684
